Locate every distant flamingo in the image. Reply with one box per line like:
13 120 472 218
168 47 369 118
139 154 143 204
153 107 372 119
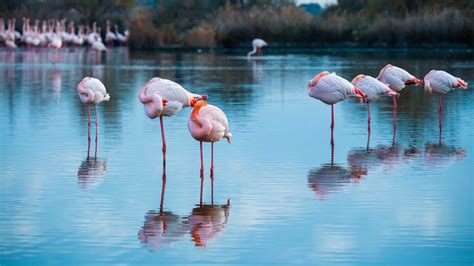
247 38 267 57
188 101 232 204
351 74 399 145
423 70 468 143
139 78 208 165
377 64 422 141
308 71 366 149
77 77 110 158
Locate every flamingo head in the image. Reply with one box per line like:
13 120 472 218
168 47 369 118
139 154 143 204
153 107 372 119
405 77 423 86
190 94 208 107
353 87 368 103
224 131 232 144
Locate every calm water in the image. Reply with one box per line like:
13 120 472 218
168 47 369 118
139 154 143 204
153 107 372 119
0 48 473 265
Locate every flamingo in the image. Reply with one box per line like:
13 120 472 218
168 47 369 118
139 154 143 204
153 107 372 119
377 64 422 141
247 38 267 57
308 71 366 149
138 78 208 165
77 77 110 158
351 74 399 145
188 101 232 204
423 70 468 143
105 21 116 46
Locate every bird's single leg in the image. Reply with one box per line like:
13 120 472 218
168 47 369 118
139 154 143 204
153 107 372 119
392 97 397 144
160 116 166 164
200 141 204 206
330 104 335 147
210 142 214 206
94 104 98 157
439 95 443 144
87 104 91 159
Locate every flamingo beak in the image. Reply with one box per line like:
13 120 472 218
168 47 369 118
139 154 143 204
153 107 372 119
201 94 208 101
190 98 197 107
226 137 231 144
354 87 367 103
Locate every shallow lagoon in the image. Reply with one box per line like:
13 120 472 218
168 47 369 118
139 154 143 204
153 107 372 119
0 48 473 264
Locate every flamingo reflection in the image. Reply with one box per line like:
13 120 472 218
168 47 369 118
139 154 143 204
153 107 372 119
424 143 466 167
307 164 359 199
185 201 230 247
77 158 107 189
138 168 186 252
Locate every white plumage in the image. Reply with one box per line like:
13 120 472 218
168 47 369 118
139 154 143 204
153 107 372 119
197 105 232 142
352 74 399 101
308 72 363 105
77 77 110 104
377 64 419 91
424 70 468 94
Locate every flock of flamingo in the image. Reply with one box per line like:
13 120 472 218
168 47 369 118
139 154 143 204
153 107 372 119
75 36 468 205
0 18 128 51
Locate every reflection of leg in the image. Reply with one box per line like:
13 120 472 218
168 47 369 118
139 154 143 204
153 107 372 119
159 169 166 214
439 95 443 144
210 142 214 205
367 101 371 150
330 104 334 147
160 116 166 165
331 142 334 167
87 104 91 159
393 97 397 143
94 104 98 157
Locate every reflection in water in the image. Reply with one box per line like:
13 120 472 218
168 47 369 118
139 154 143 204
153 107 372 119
307 164 357 199
424 143 466 167
77 158 107 189
137 211 185 252
186 202 231 247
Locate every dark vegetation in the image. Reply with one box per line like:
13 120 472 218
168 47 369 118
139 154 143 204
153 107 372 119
1 0 473 49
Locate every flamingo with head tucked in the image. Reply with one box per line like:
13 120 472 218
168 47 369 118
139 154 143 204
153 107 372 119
188 101 231 204
138 78 208 165
247 38 267 57
351 74 399 143
308 71 367 148
424 70 468 143
77 77 110 158
377 64 422 141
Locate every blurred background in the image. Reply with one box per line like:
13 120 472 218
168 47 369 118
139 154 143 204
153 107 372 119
1 0 473 49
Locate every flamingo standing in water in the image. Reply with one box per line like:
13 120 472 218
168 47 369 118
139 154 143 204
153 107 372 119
423 70 468 143
377 64 422 141
247 38 267 57
188 101 232 204
139 78 208 165
77 77 110 158
351 74 399 146
308 71 366 151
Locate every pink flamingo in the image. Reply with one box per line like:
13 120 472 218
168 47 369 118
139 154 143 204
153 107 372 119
377 64 422 141
77 77 110 158
308 71 367 151
423 70 468 143
139 78 208 165
351 74 399 146
247 38 267 57
188 101 232 205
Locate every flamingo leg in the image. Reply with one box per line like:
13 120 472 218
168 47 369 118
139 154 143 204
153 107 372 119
200 141 204 206
160 116 166 165
94 104 98 157
392 97 397 144
439 95 443 144
87 104 91 159
210 142 214 205
330 104 335 147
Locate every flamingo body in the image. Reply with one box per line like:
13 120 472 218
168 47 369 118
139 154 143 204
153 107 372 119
424 70 468 94
77 77 110 104
247 38 268 57
308 72 366 104
351 74 399 101
377 64 421 91
188 101 232 143
139 78 207 119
